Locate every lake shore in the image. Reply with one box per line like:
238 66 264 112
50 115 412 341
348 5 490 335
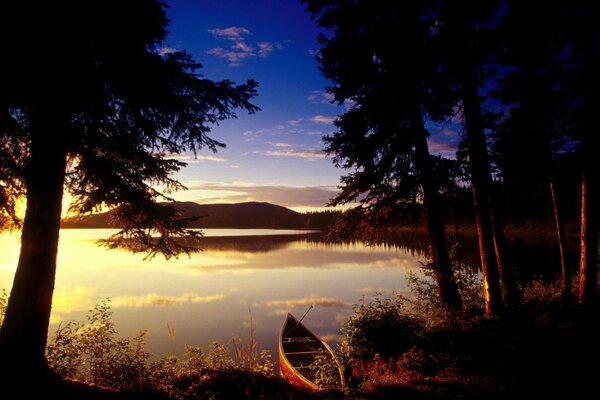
17 297 598 400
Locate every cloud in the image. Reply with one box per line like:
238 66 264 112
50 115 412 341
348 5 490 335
268 142 292 148
264 294 350 309
207 47 254 67
166 154 226 163
308 90 355 109
184 181 339 208
110 292 225 308
196 155 226 162
261 148 326 160
207 26 284 67
310 115 337 124
258 41 284 57
428 125 460 158
157 46 178 56
208 27 251 40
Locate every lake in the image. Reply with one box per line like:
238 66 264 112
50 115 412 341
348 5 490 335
0 229 429 360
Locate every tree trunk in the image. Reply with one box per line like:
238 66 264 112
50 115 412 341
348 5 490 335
412 118 462 313
462 75 504 317
578 172 597 306
550 178 571 303
0 109 68 382
577 6 598 308
491 213 521 308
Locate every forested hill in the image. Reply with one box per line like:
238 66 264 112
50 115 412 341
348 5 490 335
60 201 338 230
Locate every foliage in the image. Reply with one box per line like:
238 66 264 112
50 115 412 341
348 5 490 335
341 294 423 362
0 288 7 326
308 348 344 390
46 299 150 391
46 299 275 396
407 258 485 327
0 1 259 256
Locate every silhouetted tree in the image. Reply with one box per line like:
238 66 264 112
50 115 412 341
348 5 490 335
493 0 577 302
494 1 598 306
0 0 258 384
303 0 462 312
434 0 522 315
564 2 599 307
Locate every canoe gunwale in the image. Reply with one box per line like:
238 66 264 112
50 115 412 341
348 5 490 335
278 312 345 391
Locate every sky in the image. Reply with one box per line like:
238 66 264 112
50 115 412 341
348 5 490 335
153 0 460 212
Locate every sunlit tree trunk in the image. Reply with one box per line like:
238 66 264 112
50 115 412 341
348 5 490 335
0 108 68 381
550 178 571 303
578 172 597 306
462 74 504 317
577 7 598 308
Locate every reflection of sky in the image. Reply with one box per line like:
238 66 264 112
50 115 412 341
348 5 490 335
0 229 426 361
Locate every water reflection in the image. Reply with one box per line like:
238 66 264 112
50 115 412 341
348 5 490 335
0 229 426 360
0 228 566 361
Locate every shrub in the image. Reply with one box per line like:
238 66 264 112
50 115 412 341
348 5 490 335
341 294 423 362
0 288 7 326
46 298 150 390
46 298 275 396
308 348 344 390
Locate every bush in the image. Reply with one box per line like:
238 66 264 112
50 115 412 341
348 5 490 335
46 298 150 390
46 298 275 396
0 288 7 326
341 294 423 361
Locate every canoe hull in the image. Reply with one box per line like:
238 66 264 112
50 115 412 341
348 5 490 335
278 313 344 390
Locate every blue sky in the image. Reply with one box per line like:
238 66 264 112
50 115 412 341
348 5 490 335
158 0 460 211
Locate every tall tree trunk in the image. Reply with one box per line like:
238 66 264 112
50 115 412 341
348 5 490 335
491 213 521 308
412 108 462 312
462 74 504 317
578 172 597 306
577 6 598 308
550 178 571 303
0 108 68 382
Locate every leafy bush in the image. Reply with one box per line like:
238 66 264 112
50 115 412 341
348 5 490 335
341 294 423 361
407 258 484 327
308 348 344 390
0 288 7 326
46 298 150 390
46 298 274 396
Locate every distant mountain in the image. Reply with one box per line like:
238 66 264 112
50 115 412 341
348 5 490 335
61 201 336 230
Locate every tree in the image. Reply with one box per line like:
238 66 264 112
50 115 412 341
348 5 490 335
494 1 598 306
0 0 258 384
303 0 462 312
493 0 577 303
567 2 599 307
434 0 523 315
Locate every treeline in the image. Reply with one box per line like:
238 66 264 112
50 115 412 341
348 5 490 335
304 0 598 315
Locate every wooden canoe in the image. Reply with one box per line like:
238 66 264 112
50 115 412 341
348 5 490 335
278 313 344 390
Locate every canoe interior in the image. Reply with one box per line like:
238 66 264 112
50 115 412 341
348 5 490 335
279 314 334 387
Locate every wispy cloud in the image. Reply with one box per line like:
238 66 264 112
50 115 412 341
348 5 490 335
157 46 178 56
261 148 326 160
111 292 225 308
268 142 292 148
310 115 337 124
308 90 355 109
258 41 283 57
166 154 226 163
207 26 284 67
264 294 351 309
208 26 251 40
428 125 460 158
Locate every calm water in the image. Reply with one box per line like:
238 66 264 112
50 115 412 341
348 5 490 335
0 229 428 360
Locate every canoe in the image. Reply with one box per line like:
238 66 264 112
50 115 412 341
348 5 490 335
278 313 344 390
